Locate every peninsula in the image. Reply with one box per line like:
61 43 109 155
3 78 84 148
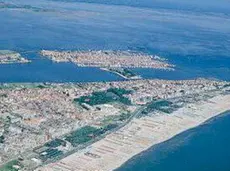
0 50 30 64
40 50 174 79
0 79 229 171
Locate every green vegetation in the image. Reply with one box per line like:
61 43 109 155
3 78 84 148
102 113 132 125
0 135 4 143
142 100 179 114
36 85 47 89
65 124 118 147
39 149 63 162
0 94 7 98
76 91 116 105
119 113 132 121
0 160 22 171
147 100 172 110
107 88 132 97
122 68 136 77
103 123 118 132
37 123 119 162
65 126 98 146
108 68 137 78
45 138 66 148
223 84 230 88
74 88 132 106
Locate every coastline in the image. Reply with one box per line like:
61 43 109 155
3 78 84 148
116 110 230 171
37 93 230 171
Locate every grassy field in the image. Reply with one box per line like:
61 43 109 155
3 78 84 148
74 88 132 106
65 124 118 147
142 100 180 114
0 160 22 171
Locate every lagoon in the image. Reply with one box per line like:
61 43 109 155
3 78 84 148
0 0 230 82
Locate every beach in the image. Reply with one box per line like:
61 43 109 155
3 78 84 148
36 93 230 171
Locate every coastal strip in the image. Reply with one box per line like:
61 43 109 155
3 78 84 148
0 79 229 170
36 94 230 171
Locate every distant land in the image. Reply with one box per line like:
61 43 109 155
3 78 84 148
41 50 174 80
0 50 30 64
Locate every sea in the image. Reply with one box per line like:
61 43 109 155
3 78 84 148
1 0 230 170
116 111 230 171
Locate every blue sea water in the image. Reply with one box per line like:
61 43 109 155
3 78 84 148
116 111 230 171
0 0 230 82
1 0 230 170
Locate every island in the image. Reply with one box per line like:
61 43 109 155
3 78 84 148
40 50 174 79
0 50 30 64
0 79 230 171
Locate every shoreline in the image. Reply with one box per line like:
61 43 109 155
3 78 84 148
37 93 230 171
116 110 230 171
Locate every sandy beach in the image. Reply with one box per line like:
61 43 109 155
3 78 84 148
36 94 230 171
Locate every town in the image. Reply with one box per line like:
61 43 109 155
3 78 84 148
40 50 173 69
0 79 229 170
0 50 30 64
